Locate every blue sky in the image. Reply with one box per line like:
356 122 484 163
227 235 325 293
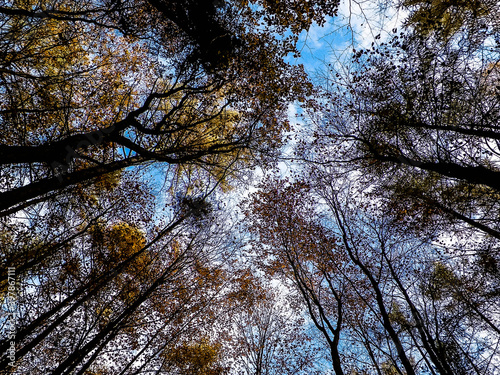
294 2 407 75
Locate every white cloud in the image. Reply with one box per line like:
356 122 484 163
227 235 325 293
336 0 408 48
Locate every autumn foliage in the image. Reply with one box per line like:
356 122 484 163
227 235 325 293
1 0 500 374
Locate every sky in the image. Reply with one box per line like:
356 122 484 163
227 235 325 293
295 0 407 74
269 0 410 179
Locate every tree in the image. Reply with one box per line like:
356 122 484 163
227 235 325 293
161 336 228 375
231 288 323 375
401 0 498 42
244 179 350 375
312 1 500 348
244 167 500 374
0 0 339 217
1 190 261 374
320 0 500 231
245 177 423 375
0 1 340 373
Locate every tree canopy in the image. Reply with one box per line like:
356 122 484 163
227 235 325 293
1 0 499 374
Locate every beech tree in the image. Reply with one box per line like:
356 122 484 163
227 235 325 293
0 0 340 374
261 2 500 372
6 0 499 374
310 0 500 357
0 188 265 374
231 289 324 375
244 171 500 374
316 0 500 247
0 0 340 216
244 180 353 375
